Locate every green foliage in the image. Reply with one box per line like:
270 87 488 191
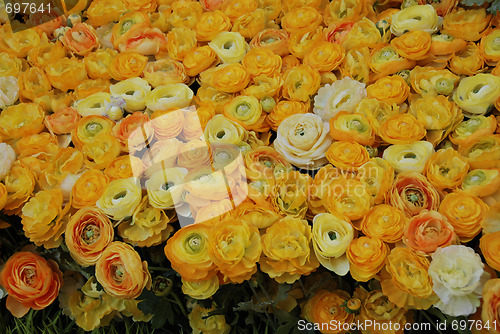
460 0 500 13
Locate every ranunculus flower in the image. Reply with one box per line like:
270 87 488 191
282 65 321 102
95 241 151 299
3 162 36 215
71 115 115 149
109 77 151 112
443 8 490 42
326 141 370 171
204 114 247 145
342 18 382 51
108 51 148 81
96 177 142 221
145 167 188 209
425 147 469 190
357 158 394 204
81 134 121 169
244 146 291 181
449 42 484 76
274 113 332 170
195 10 231 42
177 140 211 170
74 92 111 117
182 276 219 300
480 28 500 64
481 279 500 330
208 31 249 64
480 231 500 272
271 171 310 219
84 48 118 80
260 216 319 284
311 212 353 276
183 46 218 77
378 113 426 145
223 95 266 132
304 41 344 72
63 23 100 56
65 207 114 266
429 245 490 316
313 77 366 121
85 0 127 27
116 25 167 56
410 66 459 97
329 111 375 146
45 107 81 135
390 5 441 37
383 141 434 174
0 76 19 109
450 115 497 146
366 75 409 104
0 142 16 180
143 59 189 88
453 73 500 117
145 84 194 112
324 0 375 25
324 178 372 221
347 236 389 282
0 251 63 317
369 44 416 79
166 27 197 61
249 28 289 57
459 134 500 169
268 100 309 131
461 169 500 198
403 210 456 255
361 204 408 244
341 47 371 84
188 305 230 334
45 57 88 92
0 103 45 141
71 169 109 209
105 155 144 181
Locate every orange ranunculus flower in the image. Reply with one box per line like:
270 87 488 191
425 147 469 191
74 79 111 101
84 49 118 80
378 113 426 145
45 107 81 135
144 59 189 87
361 204 407 243
461 169 500 198
113 112 153 152
481 279 500 333
288 26 324 59
123 0 156 12
281 55 301 73
182 46 218 77
244 146 291 181
0 251 63 318
207 218 261 283
0 26 47 58
329 112 375 146
166 27 197 61
220 0 257 22
282 65 320 102
324 178 372 221
341 47 372 84
324 0 375 26
39 147 84 190
21 188 70 249
366 75 409 105
250 29 289 57
95 241 151 299
234 199 280 229
388 172 442 217
111 12 150 47
3 162 36 215
72 115 115 150
268 100 309 131
409 66 460 97
109 51 148 81
303 42 345 72
71 169 109 209
428 33 467 60
195 10 231 42
85 0 128 27
448 42 484 76
439 191 488 242
391 31 432 61
302 289 355 334
116 26 168 56
18 67 52 102
459 135 500 170
150 108 185 140
480 232 500 272
342 18 382 51
403 210 456 256
65 207 114 266
242 48 282 78
442 8 491 42
260 216 319 284
164 223 217 281
347 236 389 282
231 9 267 39
381 247 438 310
105 155 144 180
326 141 370 171
0 103 45 141
45 57 87 92
201 64 251 93
177 140 211 169
27 41 66 69
450 116 498 146
281 6 322 34
63 23 100 56
168 0 203 28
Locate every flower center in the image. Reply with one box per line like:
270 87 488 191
81 224 101 244
112 264 125 282
405 189 424 206
22 267 36 286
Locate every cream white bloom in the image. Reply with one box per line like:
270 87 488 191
145 84 194 112
429 245 490 317
96 177 142 221
274 113 333 170
390 5 442 37
313 77 366 121
145 167 188 209
110 77 152 112
208 31 249 63
74 92 111 117
382 141 434 173
0 143 16 180
453 74 500 117
0 76 19 109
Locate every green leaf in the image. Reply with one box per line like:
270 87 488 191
275 321 296 334
488 0 500 13
460 0 490 5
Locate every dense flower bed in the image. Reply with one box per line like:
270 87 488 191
0 0 500 333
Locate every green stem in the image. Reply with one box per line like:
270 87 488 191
248 282 277 332
170 292 187 317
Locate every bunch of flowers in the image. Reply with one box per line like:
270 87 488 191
0 0 500 332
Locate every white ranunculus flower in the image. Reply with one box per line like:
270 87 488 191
274 113 333 170
0 76 19 109
429 245 490 317
313 77 366 121
382 141 434 174
0 143 16 180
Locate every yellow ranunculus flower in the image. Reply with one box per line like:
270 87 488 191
281 6 322 34
480 28 500 64
268 100 309 131
341 47 372 84
242 48 282 78
357 158 394 205
347 236 389 282
449 42 484 76
109 77 151 112
223 95 265 131
166 27 198 61
449 115 497 146
84 49 118 80
249 28 290 57
168 0 203 28
379 113 426 145
232 10 267 40
105 155 144 181
72 115 115 149
391 31 432 60
410 66 459 96
204 114 247 145
196 85 234 114
145 84 193 112
0 52 22 77
260 216 319 284
459 135 500 169
328 111 375 146
235 200 280 229
439 191 488 242
109 51 148 81
182 46 218 77
355 98 399 133
362 204 407 243
74 92 111 117
21 188 68 249
242 75 282 100
282 65 320 102
367 75 409 105
271 171 310 219
288 26 323 59
326 141 370 171
0 26 47 58
453 73 500 116
200 64 251 93
96 177 142 221
381 247 438 310
182 276 219 300
461 169 500 198
303 42 344 72
480 232 500 272
143 59 189 88
3 162 36 215
209 31 249 64
342 18 382 51
85 0 127 27
188 305 230 334
443 8 491 42
370 44 416 79
324 0 375 25
0 103 45 141
145 167 188 209
45 57 88 92
311 212 353 276
195 10 231 42
324 178 372 221
18 68 51 102
208 218 261 283
72 169 109 209
425 147 469 191
27 41 66 70
274 113 332 170
390 5 441 37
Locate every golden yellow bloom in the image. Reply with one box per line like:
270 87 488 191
223 95 265 131
18 67 51 102
85 0 127 27
480 28 500 64
195 10 231 42
410 66 459 97
303 42 344 73
370 44 416 79
459 135 500 169
461 169 500 198
95 241 151 299
168 0 203 28
74 92 111 118
324 178 372 221
480 232 500 272
0 103 45 141
232 9 267 39
347 236 389 282
379 113 426 145
425 147 469 191
0 26 47 58
267 100 309 131
481 279 500 334
328 112 374 146
390 5 441 37
81 134 121 170
391 31 432 60
367 75 409 104
443 8 491 42
72 115 115 149
381 247 438 309
281 6 322 34
234 200 280 229
324 0 375 26
204 114 247 145
0 183 7 211
0 52 22 77
288 26 324 59
362 204 407 244
209 31 249 64
177 140 211 170
453 73 500 116
450 115 497 146
260 216 319 284
357 158 394 204
3 162 36 215
188 305 230 334
21 188 68 249
355 98 399 133
165 223 217 281
200 64 251 93
243 75 282 99
249 29 289 57
282 65 320 102
74 79 111 101
271 171 310 219
123 0 156 12
326 141 370 171
27 41 66 70
65 207 114 266
45 57 87 92
84 49 118 80
143 59 188 88
182 276 219 300
382 141 434 175
71 169 109 209
96 177 142 221
449 42 484 76
108 51 148 81
183 46 218 77
242 48 282 78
